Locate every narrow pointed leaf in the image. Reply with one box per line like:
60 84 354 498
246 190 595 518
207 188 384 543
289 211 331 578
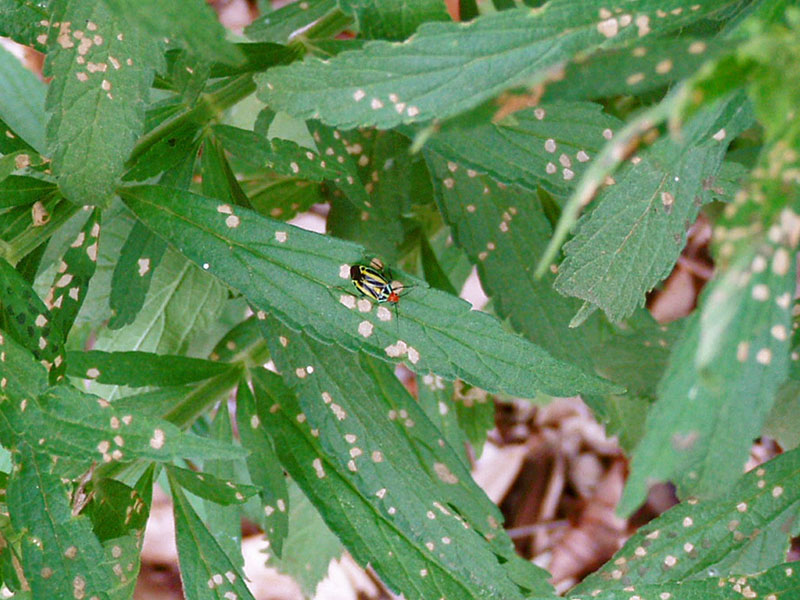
245 0 337 43
44 1 162 206
0 383 245 465
555 93 754 322
236 381 289 556
170 480 256 600
574 447 800 593
428 153 597 368
257 0 737 129
120 183 620 398
108 221 168 329
65 350 234 387
339 0 451 40
0 256 64 367
620 234 796 514
7 444 114 600
166 465 258 506
0 174 58 209
251 366 546 600
44 208 101 353
420 102 623 196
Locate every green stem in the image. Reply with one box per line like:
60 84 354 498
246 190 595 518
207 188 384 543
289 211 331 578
126 73 256 168
299 8 353 41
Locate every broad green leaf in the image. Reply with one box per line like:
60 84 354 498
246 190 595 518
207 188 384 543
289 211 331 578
339 0 451 40
268 482 342 596
170 479 256 600
251 366 547 600
235 380 289 556
100 535 142 600
166 465 258 506
428 153 597 368
418 102 622 197
6 444 114 600
0 174 58 209
257 0 737 129
0 324 48 400
92 246 228 363
0 0 51 51
65 350 234 387
120 184 620 398
102 0 243 65
573 447 800 594
0 256 64 367
0 383 245 466
543 37 728 102
108 221 168 329
619 237 796 514
0 44 46 154
0 116 37 154
245 0 337 43
569 563 800 600
555 92 754 322
44 1 162 206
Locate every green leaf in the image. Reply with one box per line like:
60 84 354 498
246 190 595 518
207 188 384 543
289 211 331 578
321 126 413 260
7 444 115 600
555 92 754 322
763 380 800 449
87 471 152 540
120 183 620 398
268 482 342 596
246 175 325 222
102 0 243 65
212 124 346 182
65 350 234 387
339 0 451 40
570 563 800 600
0 44 46 154
0 383 246 465
251 365 547 600
0 0 51 50
235 380 289 556
44 208 101 355
245 0 337 43
0 256 64 367
428 153 598 368
92 245 228 363
572 447 800 593
0 174 58 209
44 1 162 206
543 37 728 102
420 102 623 197
0 324 49 400
257 0 737 128
170 478 256 600
201 134 251 208
107 221 168 329
123 118 202 183
166 465 258 506
619 232 797 514
204 404 244 566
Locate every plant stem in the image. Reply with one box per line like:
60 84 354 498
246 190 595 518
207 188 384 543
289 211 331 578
126 73 256 168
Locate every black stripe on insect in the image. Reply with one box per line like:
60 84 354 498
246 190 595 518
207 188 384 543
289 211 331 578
349 259 412 319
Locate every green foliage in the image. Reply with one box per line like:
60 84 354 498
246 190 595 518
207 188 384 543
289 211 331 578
1 2 799 600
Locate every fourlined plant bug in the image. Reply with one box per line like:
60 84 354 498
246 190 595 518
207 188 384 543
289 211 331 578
349 258 411 326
